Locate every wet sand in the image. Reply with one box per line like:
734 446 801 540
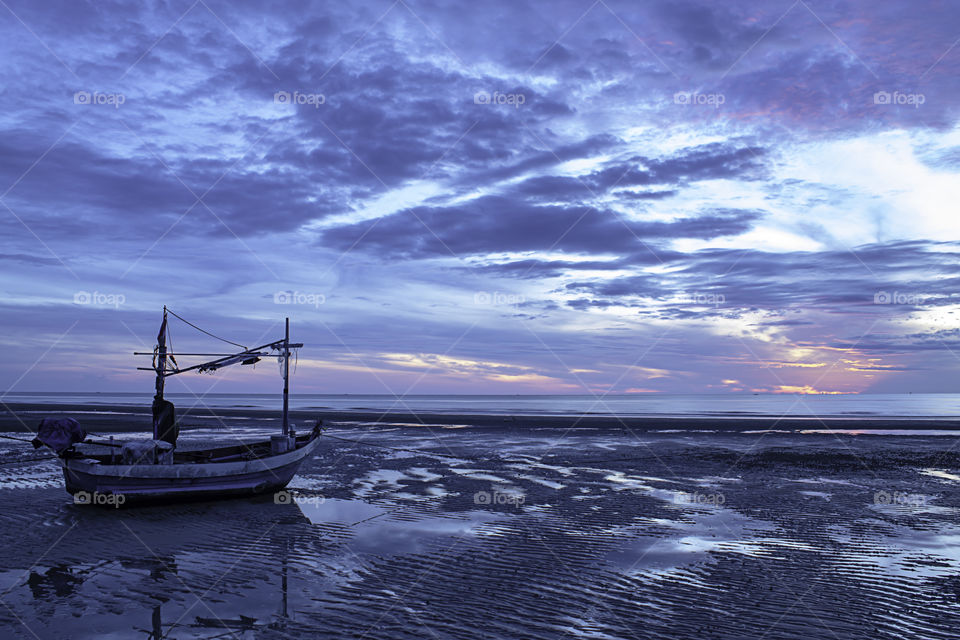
4 401 960 433
2 408 960 638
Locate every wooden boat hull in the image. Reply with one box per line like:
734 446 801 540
61 433 322 505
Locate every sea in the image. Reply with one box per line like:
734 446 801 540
4 391 960 419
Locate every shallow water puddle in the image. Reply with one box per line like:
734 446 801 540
406 466 443 482
298 497 386 525
839 527 960 580
606 504 782 574
789 476 861 486
448 468 509 483
296 497 507 557
352 469 410 498
920 468 960 483
601 471 655 491
513 473 566 489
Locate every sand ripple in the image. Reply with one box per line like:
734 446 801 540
1 431 960 638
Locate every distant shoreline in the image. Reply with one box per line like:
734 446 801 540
3 402 960 433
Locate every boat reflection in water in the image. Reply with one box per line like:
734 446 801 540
8 496 316 638
149 534 297 637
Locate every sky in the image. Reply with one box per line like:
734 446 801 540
1 0 960 396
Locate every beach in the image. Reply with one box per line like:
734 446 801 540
2 404 960 638
6 400 960 433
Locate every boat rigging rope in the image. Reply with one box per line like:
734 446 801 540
166 308 248 350
0 433 35 444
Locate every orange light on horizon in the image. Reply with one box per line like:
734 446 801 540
757 385 855 395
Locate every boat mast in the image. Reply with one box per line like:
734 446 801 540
154 306 168 441
139 310 302 439
282 317 290 436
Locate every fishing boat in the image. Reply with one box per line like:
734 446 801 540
34 307 323 505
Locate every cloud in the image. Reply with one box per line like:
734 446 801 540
562 241 960 320
1 0 959 394
320 197 762 258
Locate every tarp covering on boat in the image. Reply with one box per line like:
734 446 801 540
121 440 174 465
32 417 86 455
